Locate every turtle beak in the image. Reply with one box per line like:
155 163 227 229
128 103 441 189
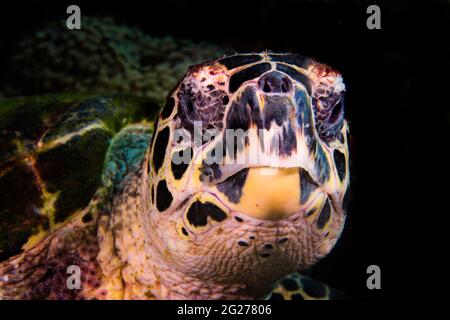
209 82 327 221
202 80 319 184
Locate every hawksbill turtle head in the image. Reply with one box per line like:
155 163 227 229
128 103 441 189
147 52 349 296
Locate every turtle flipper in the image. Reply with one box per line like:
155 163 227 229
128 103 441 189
0 210 102 299
265 273 348 300
0 94 159 263
0 124 153 300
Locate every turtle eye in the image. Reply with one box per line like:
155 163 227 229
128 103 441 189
313 94 345 142
177 80 227 137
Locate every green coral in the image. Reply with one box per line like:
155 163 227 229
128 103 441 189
6 17 228 106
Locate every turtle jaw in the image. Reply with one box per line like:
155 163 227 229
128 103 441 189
147 193 345 299
146 164 345 299
212 166 319 221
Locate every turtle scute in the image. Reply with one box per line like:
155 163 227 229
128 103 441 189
0 94 159 262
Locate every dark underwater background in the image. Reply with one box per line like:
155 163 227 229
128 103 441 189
0 0 444 300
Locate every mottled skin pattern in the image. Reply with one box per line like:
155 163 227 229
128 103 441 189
0 53 349 299
0 94 157 261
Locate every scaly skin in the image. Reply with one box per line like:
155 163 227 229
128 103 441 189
0 53 349 299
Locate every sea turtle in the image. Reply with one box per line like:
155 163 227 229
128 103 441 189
0 52 349 300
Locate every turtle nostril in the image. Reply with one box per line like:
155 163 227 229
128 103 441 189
258 71 292 93
281 79 290 93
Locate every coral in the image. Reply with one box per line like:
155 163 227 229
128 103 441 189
6 17 227 106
